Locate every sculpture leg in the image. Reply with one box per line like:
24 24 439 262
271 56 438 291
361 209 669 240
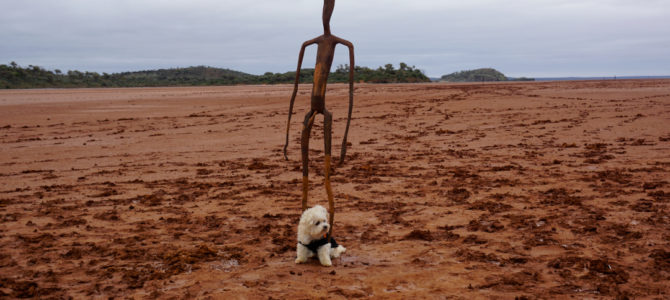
283 117 291 161
301 110 317 211
323 109 335 240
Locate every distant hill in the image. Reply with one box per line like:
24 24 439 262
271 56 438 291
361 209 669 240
111 66 258 86
440 68 534 82
0 63 258 88
1 62 430 89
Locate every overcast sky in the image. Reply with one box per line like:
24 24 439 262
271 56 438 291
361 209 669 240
2 0 669 77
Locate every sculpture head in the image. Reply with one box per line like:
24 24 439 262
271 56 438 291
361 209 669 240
323 0 335 35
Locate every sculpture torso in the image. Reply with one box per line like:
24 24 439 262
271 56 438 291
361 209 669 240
311 35 339 113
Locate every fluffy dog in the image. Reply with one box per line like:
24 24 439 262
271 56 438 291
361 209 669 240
295 205 346 266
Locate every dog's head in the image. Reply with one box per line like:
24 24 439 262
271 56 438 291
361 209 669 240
298 205 330 241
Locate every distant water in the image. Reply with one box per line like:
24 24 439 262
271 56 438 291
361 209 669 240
430 76 670 82
532 76 670 81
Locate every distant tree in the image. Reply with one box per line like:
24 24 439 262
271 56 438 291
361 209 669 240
335 64 348 74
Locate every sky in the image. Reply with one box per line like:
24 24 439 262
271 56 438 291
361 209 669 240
1 0 669 78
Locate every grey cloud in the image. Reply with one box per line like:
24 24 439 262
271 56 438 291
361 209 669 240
1 0 668 77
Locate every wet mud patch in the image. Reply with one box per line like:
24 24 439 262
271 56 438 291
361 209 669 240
547 256 631 295
647 190 670 202
467 218 505 233
629 198 663 213
592 169 634 185
401 227 460 242
442 187 471 204
476 271 541 291
540 188 583 206
577 143 615 164
0 278 63 298
468 200 513 214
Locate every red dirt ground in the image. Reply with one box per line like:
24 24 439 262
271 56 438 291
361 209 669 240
0 80 669 299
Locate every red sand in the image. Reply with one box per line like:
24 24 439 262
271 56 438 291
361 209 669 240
0 81 669 298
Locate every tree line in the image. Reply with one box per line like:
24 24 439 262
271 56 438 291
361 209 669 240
0 62 430 89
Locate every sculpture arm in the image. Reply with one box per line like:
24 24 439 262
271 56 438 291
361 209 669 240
284 38 319 160
337 39 355 165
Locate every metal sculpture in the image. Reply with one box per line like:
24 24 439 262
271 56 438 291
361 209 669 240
283 0 355 237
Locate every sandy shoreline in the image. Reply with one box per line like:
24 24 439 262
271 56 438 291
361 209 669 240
1 80 669 298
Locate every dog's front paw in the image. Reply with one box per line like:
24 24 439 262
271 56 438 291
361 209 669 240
318 252 333 266
320 259 332 267
317 245 333 266
295 257 307 264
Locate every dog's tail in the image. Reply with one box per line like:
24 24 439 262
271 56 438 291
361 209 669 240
331 245 346 258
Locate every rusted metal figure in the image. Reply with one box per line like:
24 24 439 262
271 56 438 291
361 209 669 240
283 0 354 237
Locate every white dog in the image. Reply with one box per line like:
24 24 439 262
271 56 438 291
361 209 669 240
295 205 346 266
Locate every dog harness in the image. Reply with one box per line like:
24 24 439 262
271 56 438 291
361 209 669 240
299 234 339 253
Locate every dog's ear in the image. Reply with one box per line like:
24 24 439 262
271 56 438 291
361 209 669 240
298 213 310 227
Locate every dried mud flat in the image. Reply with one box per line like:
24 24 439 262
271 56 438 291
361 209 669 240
1 80 669 299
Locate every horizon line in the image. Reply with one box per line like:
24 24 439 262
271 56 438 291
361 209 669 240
4 61 670 81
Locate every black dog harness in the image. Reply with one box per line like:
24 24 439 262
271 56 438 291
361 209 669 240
299 234 340 253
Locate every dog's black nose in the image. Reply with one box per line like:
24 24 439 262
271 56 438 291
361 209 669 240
323 225 328 230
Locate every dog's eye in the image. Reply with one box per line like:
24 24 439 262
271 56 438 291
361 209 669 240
315 221 320 225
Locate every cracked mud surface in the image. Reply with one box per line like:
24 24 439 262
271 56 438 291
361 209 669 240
1 81 669 298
